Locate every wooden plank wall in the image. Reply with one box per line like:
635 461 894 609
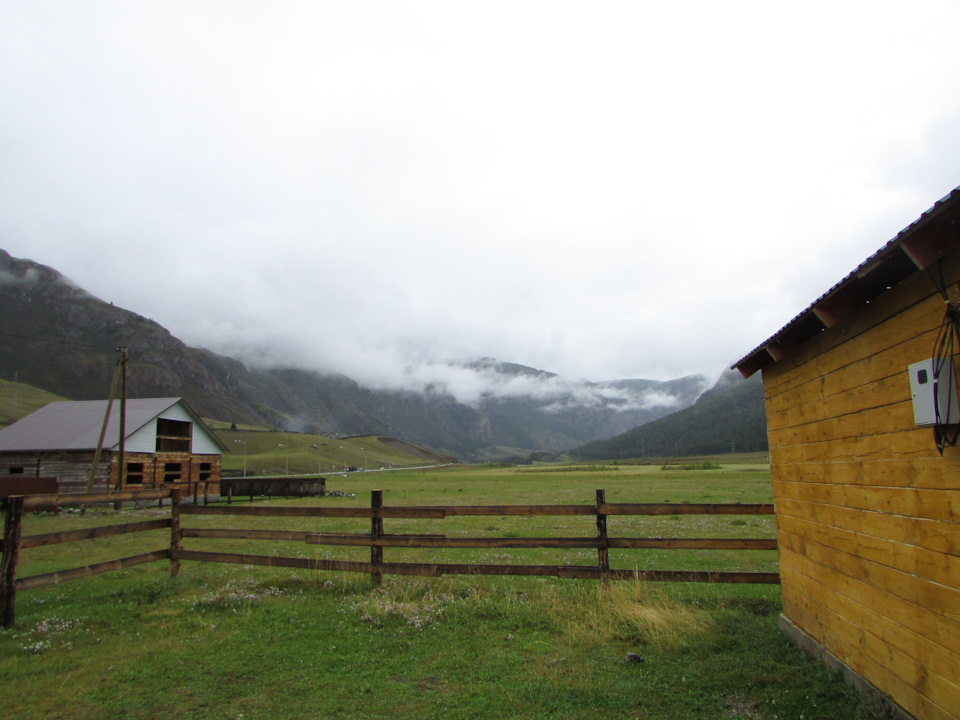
21 451 110 493
762 253 960 720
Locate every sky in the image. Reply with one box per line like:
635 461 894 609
2 1 960 401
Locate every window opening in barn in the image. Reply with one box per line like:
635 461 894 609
8 467 24 474
156 418 192 452
163 463 182 483
126 462 144 485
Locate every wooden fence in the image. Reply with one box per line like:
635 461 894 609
220 475 327 502
1 488 779 628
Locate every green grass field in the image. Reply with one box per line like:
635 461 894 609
1 463 885 719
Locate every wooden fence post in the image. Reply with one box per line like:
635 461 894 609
170 490 182 578
371 490 383 585
596 489 609 585
1 496 24 628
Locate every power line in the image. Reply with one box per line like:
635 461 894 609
0 330 106 351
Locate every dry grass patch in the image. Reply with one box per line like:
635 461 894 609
565 581 716 652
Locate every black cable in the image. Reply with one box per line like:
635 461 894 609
0 330 105 351
930 262 960 454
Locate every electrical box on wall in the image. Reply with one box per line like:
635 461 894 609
908 359 960 426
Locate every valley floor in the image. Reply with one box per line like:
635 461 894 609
0 462 884 719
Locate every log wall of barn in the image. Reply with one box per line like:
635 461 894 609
113 451 221 493
0 451 111 493
762 253 960 719
0 451 221 494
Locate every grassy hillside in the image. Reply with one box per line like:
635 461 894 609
212 429 453 476
0 379 65 429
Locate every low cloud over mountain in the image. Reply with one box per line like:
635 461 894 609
1 249 708 458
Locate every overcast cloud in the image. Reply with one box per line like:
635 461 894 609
2 1 959 398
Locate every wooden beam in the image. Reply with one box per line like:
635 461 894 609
306 535 603 548
21 489 173 510
173 549 373 574
901 231 956 271
15 550 170 591
427 504 596 516
608 538 778 550
20 519 171 549
178 500 773 519
304 535 778 550
183 528 320 542
170 550 781 584
596 489 609 581
812 306 840 328
370 490 383 585
1 497 23 628
179 505 446 519
170 490 181 578
766 343 786 362
597 503 775 515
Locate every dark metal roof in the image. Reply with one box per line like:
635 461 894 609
733 186 960 378
0 397 227 453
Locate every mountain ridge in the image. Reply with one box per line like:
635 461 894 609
1 248 710 459
570 369 768 460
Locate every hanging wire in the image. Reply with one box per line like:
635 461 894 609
0 330 104 350
928 261 960 454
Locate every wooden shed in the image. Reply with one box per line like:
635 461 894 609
0 397 226 495
734 188 960 719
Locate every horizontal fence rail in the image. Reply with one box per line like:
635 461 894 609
301 535 778 550
170 550 780 584
20 519 172 549
175 489 778 586
20 489 174 510
1 487 779 628
17 550 171 592
178 503 775 518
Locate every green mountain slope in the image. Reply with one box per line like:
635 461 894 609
570 370 768 459
0 379 66 429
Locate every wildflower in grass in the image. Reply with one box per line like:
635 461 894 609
345 583 463 631
18 616 82 654
191 580 285 613
22 639 51 654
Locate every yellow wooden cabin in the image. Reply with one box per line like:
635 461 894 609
734 188 960 719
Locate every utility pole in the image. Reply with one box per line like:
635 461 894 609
84 355 123 505
115 347 128 509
